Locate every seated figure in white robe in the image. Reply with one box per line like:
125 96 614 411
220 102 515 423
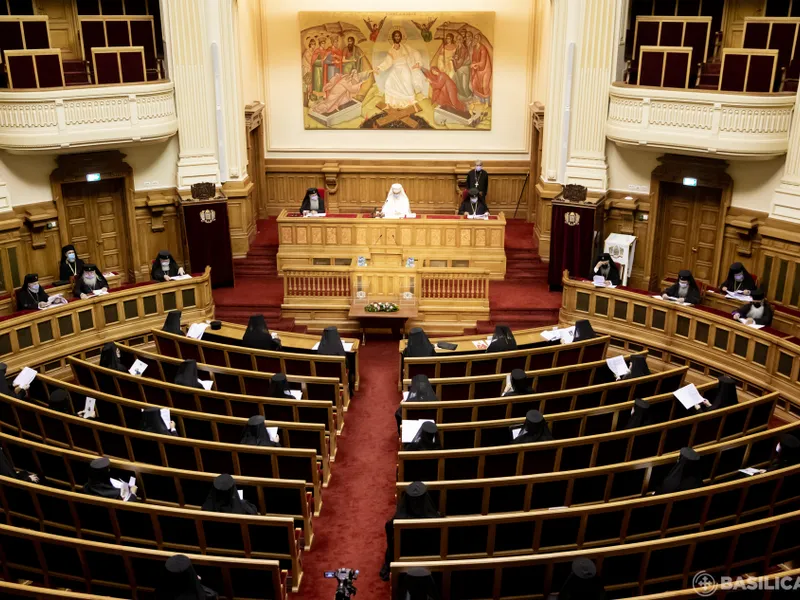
381 183 412 218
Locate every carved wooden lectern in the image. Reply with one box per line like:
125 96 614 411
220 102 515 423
547 184 605 290
180 183 234 288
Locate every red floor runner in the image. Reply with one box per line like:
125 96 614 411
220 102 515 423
291 338 398 598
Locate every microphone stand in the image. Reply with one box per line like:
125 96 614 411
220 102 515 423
513 171 530 218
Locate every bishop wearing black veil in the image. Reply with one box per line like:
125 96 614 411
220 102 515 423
300 187 325 214
163 310 184 335
510 410 553 443
404 421 440 451
242 314 280 351
0 448 40 483
658 447 703 494
83 457 138 501
705 375 737 411
380 481 440 581
572 319 597 342
662 270 701 305
720 262 756 295
141 406 178 436
557 558 606 600
201 473 257 515
396 374 438 432
503 369 532 397
156 554 219 599
772 434 800 470
17 273 49 311
317 325 346 355
405 327 436 357
732 288 774 326
151 250 185 282
267 373 296 399
625 398 652 429
100 342 127 372
593 252 621 286
622 354 650 380
73 264 109 299
396 567 442 600
240 415 280 447
458 187 489 216
486 324 517 353
59 244 84 281
174 360 204 390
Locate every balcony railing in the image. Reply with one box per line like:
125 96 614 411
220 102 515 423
0 80 177 153
606 82 796 159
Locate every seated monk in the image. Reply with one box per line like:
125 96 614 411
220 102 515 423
458 187 489 216
73 264 108 299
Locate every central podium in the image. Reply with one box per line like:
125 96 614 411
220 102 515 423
276 210 507 280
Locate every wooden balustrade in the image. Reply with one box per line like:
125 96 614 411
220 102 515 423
420 269 490 300
283 266 352 298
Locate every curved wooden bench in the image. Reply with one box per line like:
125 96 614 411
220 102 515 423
0 522 286 599
62 357 344 435
389 507 800 599
153 328 354 405
433 380 721 448
27 372 338 460
401 351 648 400
400 365 689 422
0 431 317 544
395 422 800 515
0 392 326 491
398 393 777 481
393 461 800 561
0 581 121 599
0 474 304 592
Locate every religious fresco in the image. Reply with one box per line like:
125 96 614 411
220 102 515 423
299 12 495 130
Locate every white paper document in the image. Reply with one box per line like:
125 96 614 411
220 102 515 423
40 294 68 309
186 323 209 339
401 419 434 443
726 291 751 302
739 318 765 330
511 426 523 439
160 408 171 429
92 289 109 296
288 389 302 400
303 212 326 218
739 467 766 477
12 366 37 389
266 427 280 443
129 359 148 376
170 274 193 280
82 397 97 419
110 477 136 502
606 355 631 380
311 342 354 352
103 272 116 278
237 489 244 500
198 379 213 391
402 391 409 402
593 275 607 287
467 213 488 220
654 294 692 306
541 326 575 343
674 383 706 410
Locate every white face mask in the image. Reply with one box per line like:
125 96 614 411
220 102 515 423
679 281 689 288
310 194 319 202
84 273 97 285
475 165 482 172
470 196 478 204
28 283 39 293
67 252 76 262
734 273 744 282
160 260 171 271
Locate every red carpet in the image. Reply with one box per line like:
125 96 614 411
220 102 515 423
291 338 398 598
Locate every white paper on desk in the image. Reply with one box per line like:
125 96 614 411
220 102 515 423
548 506 568 510
540 328 562 341
401 419 433 443
303 212 326 218
559 326 575 344
606 355 631 380
311 342 353 352
198 379 213 391
129 359 148 376
266 427 279 443
103 272 116 278
593 275 607 287
654 295 692 306
288 389 302 400
12 367 37 389
92 289 109 296
726 291 751 301
271 332 280 338
110 477 135 501
82 397 96 419
472 339 489 350
40 294 67 309
467 214 488 220
171 274 192 281
674 383 706 410
237 489 244 500
739 318 765 329
160 408 171 429
511 426 523 439
402 391 409 402
739 467 766 477
186 323 208 339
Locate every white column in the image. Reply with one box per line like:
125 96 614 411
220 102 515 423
564 0 621 192
162 0 220 188
770 93 800 223
0 181 10 213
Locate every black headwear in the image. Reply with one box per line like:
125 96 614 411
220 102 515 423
486 324 517 353
300 187 325 213
141 407 175 436
163 310 184 336
595 253 621 286
47 389 72 414
774 434 800 469
267 373 295 399
405 421 440 451
82 457 121 499
240 415 280 447
156 554 218 600
721 262 756 292
658 447 703 494
558 558 606 600
59 244 85 281
201 473 258 515
398 567 442 600
405 327 436 357
100 342 126 372
73 264 109 298
0 448 19 479
174 360 203 389
242 314 280 351
0 363 13 397
17 273 48 311
573 320 597 342
664 270 701 304
151 250 180 282
624 355 650 380
512 410 553 443
752 289 765 300
504 369 532 396
395 481 440 519
407 375 437 402
317 326 346 356
709 376 737 411
626 398 652 429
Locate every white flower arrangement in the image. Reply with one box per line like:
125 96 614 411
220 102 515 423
364 301 399 313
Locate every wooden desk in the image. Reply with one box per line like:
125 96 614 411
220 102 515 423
559 274 800 419
398 326 553 354
348 303 418 342
0 272 123 317
276 210 507 280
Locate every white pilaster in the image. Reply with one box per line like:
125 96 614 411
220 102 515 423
564 0 621 192
0 181 10 213
770 94 800 223
163 0 220 188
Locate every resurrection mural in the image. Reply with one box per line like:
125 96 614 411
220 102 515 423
299 12 495 130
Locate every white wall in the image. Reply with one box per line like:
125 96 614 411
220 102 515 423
262 0 535 159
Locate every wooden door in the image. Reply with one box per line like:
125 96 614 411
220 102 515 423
36 0 81 61
63 179 129 275
658 181 722 283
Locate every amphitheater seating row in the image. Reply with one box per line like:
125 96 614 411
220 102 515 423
398 392 776 481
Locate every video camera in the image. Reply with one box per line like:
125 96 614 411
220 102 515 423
324 568 358 599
